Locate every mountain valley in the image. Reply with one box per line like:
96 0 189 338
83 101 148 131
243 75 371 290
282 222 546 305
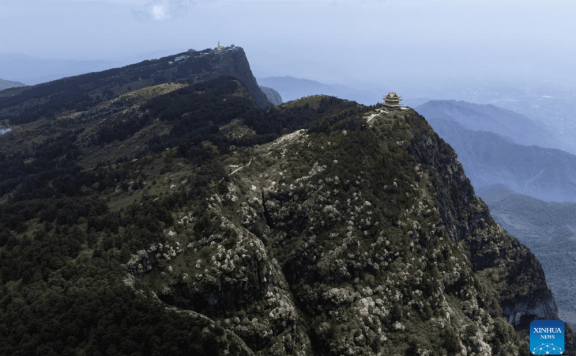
417 101 576 203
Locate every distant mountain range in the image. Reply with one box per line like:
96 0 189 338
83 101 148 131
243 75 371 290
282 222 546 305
417 100 560 150
0 79 26 91
478 184 576 329
257 76 382 105
417 100 576 203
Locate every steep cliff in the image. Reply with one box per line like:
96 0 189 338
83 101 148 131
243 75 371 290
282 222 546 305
260 85 283 105
477 184 576 329
0 46 271 124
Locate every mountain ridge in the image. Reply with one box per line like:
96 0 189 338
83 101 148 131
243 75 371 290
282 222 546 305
417 100 560 150
257 76 381 105
0 79 26 92
0 46 272 126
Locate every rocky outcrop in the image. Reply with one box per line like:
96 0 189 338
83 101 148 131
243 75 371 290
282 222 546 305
259 86 282 105
184 46 272 108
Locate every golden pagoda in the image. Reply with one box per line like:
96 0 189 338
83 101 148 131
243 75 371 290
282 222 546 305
383 92 402 109
216 41 222 51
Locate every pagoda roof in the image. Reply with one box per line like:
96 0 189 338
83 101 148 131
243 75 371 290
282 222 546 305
384 92 401 100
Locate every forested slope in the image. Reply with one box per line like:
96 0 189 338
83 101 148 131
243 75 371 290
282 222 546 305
0 73 573 354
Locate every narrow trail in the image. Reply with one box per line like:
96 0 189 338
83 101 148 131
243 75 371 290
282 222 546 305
230 158 252 175
365 108 388 122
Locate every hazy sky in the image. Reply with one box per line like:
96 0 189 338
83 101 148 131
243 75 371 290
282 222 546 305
1 0 575 88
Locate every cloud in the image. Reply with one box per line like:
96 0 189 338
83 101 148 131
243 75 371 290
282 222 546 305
133 0 192 21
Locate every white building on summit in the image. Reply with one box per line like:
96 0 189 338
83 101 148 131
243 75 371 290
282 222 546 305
383 92 402 109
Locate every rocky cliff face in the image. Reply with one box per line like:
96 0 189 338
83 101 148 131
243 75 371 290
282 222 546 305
477 184 576 329
259 86 283 105
188 47 272 108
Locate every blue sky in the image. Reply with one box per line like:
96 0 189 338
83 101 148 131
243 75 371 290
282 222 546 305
1 0 575 87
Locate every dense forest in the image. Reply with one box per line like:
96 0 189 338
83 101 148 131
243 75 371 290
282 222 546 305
0 76 378 355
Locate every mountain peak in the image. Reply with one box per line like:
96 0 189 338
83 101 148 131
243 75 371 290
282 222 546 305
0 45 271 126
